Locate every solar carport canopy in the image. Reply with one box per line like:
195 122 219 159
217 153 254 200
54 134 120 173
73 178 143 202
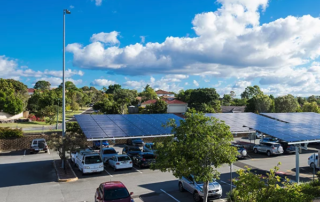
75 114 184 141
206 113 320 144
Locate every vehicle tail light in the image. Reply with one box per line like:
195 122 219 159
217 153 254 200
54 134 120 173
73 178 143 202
142 158 146 161
129 161 132 164
116 163 120 165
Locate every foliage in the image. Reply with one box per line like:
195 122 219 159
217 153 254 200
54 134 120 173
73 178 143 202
71 101 80 111
231 98 247 106
0 127 23 139
140 99 167 114
139 85 158 101
58 81 78 92
152 110 238 201
105 84 122 94
223 94 232 106
297 97 306 105
66 122 83 134
241 85 263 99
0 90 24 115
177 89 194 103
230 91 236 99
0 79 29 110
189 88 221 112
228 163 313 202
275 94 300 113
47 132 87 160
34 80 51 90
254 94 273 113
302 102 320 113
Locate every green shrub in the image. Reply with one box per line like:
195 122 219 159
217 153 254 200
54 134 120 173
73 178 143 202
317 171 320 181
0 127 23 139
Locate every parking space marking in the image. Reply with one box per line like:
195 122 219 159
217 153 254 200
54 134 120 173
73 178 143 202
104 169 113 177
219 180 236 188
133 167 143 174
160 189 180 202
47 148 50 154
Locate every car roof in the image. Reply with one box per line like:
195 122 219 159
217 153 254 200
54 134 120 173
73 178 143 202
102 147 115 150
101 181 126 189
140 152 154 155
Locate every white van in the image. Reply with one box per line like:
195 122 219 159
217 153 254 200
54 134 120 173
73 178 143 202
74 150 104 175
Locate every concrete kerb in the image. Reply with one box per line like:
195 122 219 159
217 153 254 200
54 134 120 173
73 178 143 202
53 160 78 182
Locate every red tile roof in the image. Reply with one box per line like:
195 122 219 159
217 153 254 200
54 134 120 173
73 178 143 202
28 88 35 93
160 95 176 99
141 98 187 105
155 90 171 94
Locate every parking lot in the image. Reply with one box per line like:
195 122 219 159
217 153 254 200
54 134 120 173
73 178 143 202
0 140 319 202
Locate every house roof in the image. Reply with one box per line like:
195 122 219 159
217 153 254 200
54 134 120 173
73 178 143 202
141 98 187 105
155 90 172 95
160 95 176 99
28 88 35 93
221 106 246 113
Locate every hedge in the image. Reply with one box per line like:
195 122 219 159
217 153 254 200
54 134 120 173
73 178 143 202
0 127 23 139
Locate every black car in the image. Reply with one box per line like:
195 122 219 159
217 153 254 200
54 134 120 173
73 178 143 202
122 146 142 157
279 141 298 154
132 152 156 168
127 138 144 147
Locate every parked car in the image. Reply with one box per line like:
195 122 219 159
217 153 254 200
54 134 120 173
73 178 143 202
260 136 279 143
308 154 319 169
132 152 156 168
127 138 144 147
100 147 118 164
95 181 134 202
108 155 133 171
93 140 109 149
179 174 222 202
279 141 298 154
30 138 48 154
122 146 142 157
74 149 104 175
232 144 247 159
256 132 262 139
143 143 156 153
253 142 284 156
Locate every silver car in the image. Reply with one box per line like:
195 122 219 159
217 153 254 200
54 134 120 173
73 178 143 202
253 142 284 157
179 175 222 202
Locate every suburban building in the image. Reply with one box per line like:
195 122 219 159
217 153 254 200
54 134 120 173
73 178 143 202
155 90 175 97
28 88 35 96
141 98 188 113
221 106 246 113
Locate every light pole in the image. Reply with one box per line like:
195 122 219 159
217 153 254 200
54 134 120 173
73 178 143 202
62 8 71 168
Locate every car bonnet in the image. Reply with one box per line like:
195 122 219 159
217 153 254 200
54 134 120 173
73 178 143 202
197 181 220 190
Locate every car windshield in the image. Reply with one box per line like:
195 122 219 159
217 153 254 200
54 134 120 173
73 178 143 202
104 188 130 201
129 148 141 152
118 156 131 161
103 149 116 154
142 154 155 159
85 156 102 164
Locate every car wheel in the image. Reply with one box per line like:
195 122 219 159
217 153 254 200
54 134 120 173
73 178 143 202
267 151 271 157
254 149 258 154
178 182 185 192
310 163 315 169
193 191 202 202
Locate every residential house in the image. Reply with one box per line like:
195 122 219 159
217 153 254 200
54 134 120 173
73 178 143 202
28 88 35 96
155 90 175 97
141 97 188 113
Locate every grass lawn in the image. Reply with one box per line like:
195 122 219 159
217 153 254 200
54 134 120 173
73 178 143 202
0 107 90 129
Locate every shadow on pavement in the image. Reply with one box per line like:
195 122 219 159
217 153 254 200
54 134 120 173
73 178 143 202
0 160 56 188
0 150 24 156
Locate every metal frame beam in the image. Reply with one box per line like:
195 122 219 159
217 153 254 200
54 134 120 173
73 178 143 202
86 134 173 141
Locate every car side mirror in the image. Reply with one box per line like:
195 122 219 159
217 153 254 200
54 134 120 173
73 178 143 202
130 192 133 196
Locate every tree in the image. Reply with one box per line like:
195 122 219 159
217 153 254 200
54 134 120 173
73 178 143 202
58 81 78 92
275 94 300 113
254 94 273 113
189 88 221 112
177 89 194 103
139 85 158 101
34 80 51 90
41 105 56 125
0 90 24 115
0 78 28 111
140 99 168 114
231 98 247 106
297 97 306 105
105 84 121 94
307 95 317 103
152 111 238 201
81 86 90 91
302 102 320 113
241 85 263 99
71 101 80 111
229 163 313 202
230 91 236 99
223 94 232 106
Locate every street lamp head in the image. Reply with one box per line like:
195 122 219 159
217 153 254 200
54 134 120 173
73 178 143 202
65 9 71 14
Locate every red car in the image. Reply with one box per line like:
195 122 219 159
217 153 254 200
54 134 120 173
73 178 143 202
95 181 134 202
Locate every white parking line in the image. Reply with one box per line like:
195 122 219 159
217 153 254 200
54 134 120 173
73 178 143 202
160 189 180 202
104 169 113 177
24 150 26 156
47 148 50 154
133 167 143 174
219 180 236 188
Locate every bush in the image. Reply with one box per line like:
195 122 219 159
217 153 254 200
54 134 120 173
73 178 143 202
0 127 23 139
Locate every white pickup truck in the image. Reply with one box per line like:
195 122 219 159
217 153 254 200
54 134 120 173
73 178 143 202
71 149 104 175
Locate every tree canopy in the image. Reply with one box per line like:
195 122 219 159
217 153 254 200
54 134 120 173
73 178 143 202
34 80 51 90
275 94 300 113
241 85 263 99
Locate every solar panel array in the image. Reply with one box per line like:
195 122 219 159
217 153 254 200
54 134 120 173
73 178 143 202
205 113 320 143
75 114 184 140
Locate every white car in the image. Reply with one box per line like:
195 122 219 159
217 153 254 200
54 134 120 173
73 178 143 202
74 150 104 175
100 147 118 163
179 175 222 202
308 154 319 169
108 155 133 171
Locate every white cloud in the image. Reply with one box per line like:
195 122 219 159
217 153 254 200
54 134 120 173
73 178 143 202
35 77 83 87
43 69 84 77
90 79 116 86
94 0 102 6
217 80 251 97
70 5 74 9
193 80 199 87
140 36 146 43
90 31 120 45
185 82 189 85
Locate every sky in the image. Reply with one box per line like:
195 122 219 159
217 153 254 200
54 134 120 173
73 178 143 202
1 0 320 97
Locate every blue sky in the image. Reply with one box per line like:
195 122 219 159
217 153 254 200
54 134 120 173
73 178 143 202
1 0 320 97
